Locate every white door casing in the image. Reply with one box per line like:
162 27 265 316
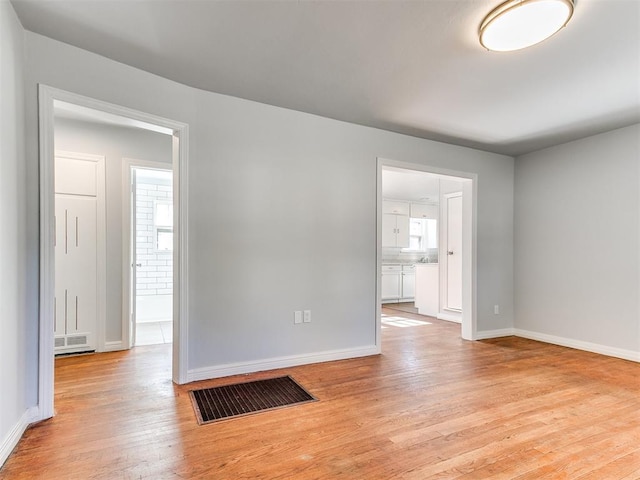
38 85 190 422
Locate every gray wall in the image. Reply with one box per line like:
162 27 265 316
515 124 640 353
54 118 172 342
22 32 514 381
0 0 29 464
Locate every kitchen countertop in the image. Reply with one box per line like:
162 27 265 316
382 262 438 266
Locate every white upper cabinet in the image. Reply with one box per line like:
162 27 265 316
382 200 410 248
410 203 438 219
382 200 410 216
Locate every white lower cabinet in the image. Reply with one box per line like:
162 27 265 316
382 264 416 303
381 265 402 302
401 265 415 300
415 264 439 316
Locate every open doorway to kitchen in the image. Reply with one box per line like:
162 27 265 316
378 160 475 347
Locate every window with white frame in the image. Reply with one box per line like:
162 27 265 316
154 200 173 251
403 218 437 252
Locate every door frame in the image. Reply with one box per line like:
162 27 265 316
122 159 174 348
38 85 190 421
376 158 477 344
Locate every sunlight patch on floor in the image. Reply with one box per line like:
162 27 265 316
381 314 432 328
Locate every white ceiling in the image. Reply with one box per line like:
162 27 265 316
12 0 640 156
382 168 441 203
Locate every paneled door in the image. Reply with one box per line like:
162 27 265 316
54 195 98 349
54 151 105 354
446 194 463 311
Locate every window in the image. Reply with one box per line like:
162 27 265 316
154 200 173 251
404 218 437 252
408 219 425 250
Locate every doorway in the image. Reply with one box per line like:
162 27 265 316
127 165 174 346
377 159 476 348
38 85 190 422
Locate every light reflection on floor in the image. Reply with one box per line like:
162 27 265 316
381 314 432 329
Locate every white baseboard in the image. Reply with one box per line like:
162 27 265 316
437 312 461 323
1 407 39 467
474 328 516 340
514 329 640 363
102 340 125 352
187 345 380 383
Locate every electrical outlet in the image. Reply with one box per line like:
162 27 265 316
294 311 302 324
303 310 311 323
494 304 500 315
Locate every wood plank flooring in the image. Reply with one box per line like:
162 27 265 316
2 307 639 479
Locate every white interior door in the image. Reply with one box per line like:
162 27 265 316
54 195 98 344
54 152 105 354
446 194 463 311
129 167 139 347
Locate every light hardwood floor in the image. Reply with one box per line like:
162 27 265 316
2 308 639 479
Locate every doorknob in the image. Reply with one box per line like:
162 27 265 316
133 263 142 267
448 251 454 255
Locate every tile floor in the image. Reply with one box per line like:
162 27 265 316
136 321 172 346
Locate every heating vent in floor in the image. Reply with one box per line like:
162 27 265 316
55 337 65 347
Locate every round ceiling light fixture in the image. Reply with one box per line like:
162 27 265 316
479 0 575 52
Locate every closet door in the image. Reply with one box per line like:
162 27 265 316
54 194 98 350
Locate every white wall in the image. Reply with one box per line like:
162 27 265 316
54 118 172 342
515 124 640 358
22 32 514 379
0 0 31 466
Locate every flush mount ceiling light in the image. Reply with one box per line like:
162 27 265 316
479 0 574 52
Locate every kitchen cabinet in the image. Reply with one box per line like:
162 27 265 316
382 264 416 302
381 265 402 302
415 264 439 316
410 203 438 220
382 200 410 248
401 265 415 300
382 200 410 215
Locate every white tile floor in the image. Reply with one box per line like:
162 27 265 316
136 321 172 346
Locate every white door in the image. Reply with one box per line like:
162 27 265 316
54 151 104 354
446 194 463 310
129 168 139 347
54 194 98 351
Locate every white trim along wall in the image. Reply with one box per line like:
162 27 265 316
37 85 190 422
